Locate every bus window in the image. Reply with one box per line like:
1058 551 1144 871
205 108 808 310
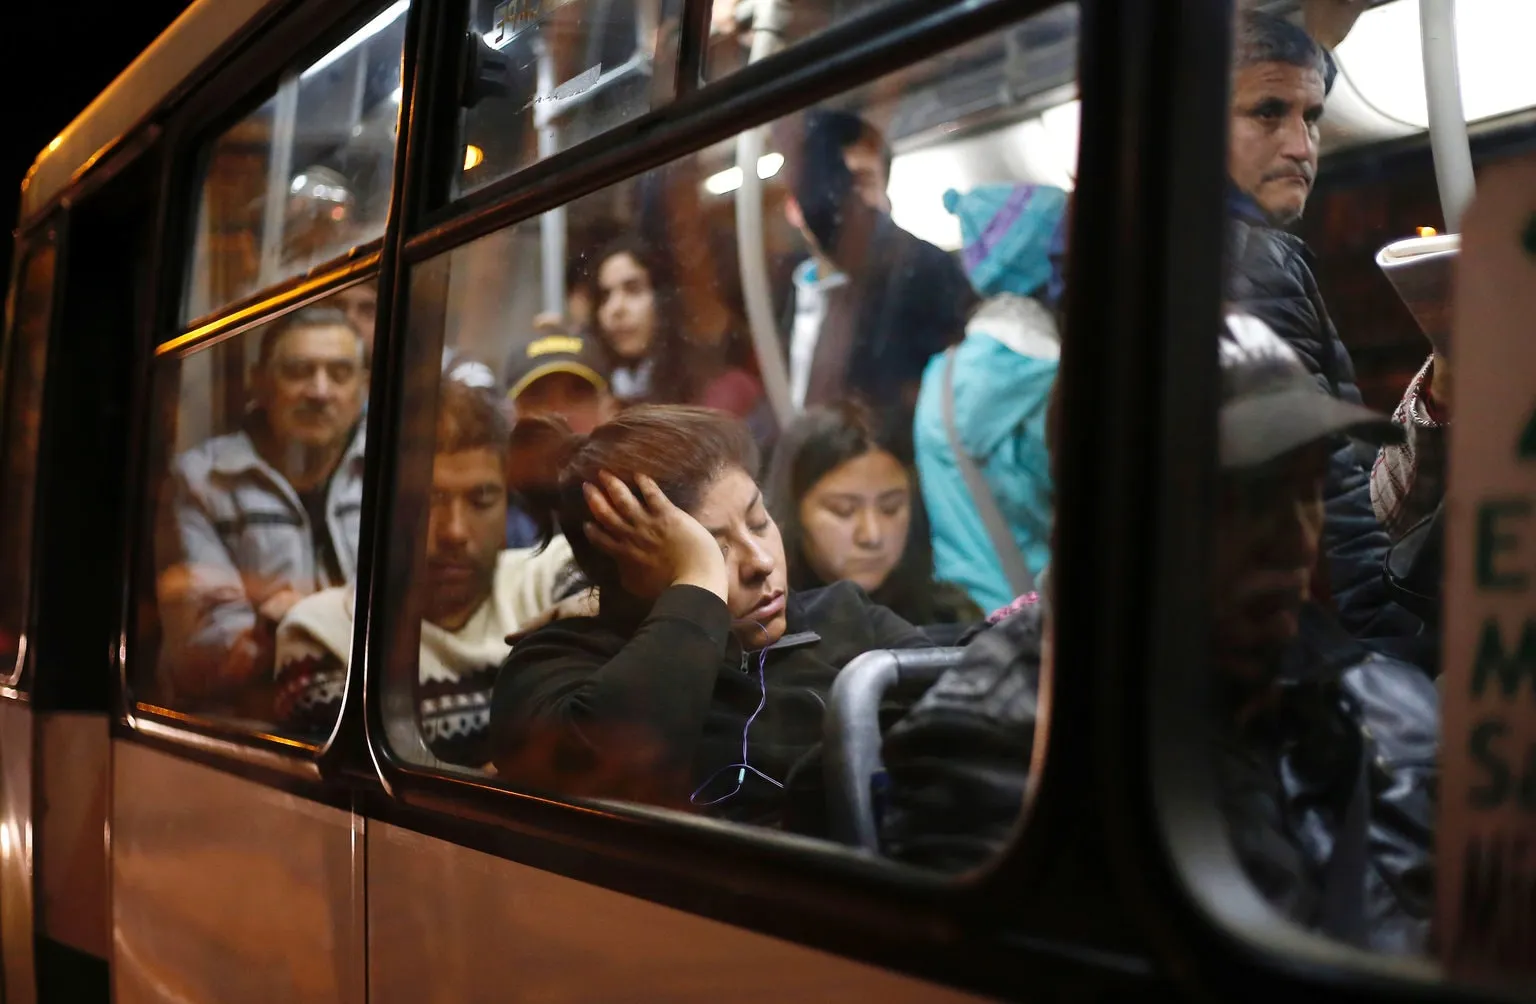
182 2 408 323
703 0 1077 85
1193 0 1531 970
136 284 374 741
387 5 1077 869
457 0 681 197
0 242 58 683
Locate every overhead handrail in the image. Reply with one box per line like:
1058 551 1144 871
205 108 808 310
734 0 795 428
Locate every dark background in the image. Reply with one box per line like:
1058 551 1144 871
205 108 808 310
1 2 190 281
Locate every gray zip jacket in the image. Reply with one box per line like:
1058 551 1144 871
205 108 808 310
154 423 366 706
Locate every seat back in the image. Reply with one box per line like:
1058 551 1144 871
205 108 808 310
823 647 964 851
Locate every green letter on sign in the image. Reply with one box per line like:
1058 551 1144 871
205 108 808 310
1472 616 1536 700
1476 499 1532 591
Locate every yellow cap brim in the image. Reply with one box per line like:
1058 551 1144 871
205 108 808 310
506 361 609 403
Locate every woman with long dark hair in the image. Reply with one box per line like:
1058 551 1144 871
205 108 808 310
589 235 768 434
765 401 981 638
489 405 929 836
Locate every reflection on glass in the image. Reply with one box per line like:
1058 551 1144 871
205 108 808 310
142 290 372 733
183 2 407 321
392 5 1079 870
457 0 679 197
1213 9 1441 957
0 245 58 680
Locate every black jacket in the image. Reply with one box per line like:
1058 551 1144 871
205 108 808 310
880 602 1437 956
1216 605 1438 955
490 580 929 837
879 602 1044 873
781 215 974 415
1226 195 1427 659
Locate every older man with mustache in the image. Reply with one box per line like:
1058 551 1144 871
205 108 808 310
155 303 369 714
1224 10 1426 661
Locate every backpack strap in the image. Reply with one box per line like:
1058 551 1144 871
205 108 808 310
941 346 1034 598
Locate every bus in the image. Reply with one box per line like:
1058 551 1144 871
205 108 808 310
0 0 1525 1000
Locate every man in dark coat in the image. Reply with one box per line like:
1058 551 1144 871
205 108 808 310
880 314 1437 956
1225 11 1426 656
775 110 975 420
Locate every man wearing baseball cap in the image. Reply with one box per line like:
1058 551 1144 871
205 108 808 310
881 314 1435 955
501 332 619 547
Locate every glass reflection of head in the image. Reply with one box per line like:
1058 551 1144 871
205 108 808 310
509 405 790 647
1211 314 1399 697
779 109 893 266
282 165 357 267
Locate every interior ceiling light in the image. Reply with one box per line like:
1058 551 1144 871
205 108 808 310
302 0 409 80
1334 0 1536 130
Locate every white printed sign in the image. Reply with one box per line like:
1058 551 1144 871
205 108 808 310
1438 152 1536 983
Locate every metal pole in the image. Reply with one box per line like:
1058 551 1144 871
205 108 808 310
259 73 301 285
735 0 794 426
1420 0 1474 231
534 36 567 318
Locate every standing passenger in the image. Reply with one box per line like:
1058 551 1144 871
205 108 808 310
155 305 368 712
882 317 1436 962
776 110 973 418
1224 11 1421 651
589 235 766 431
912 183 1068 614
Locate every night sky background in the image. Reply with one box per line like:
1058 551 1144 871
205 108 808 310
1 1 190 279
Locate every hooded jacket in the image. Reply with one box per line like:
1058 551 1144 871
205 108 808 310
913 295 1058 613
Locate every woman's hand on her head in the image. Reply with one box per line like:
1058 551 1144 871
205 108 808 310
582 472 728 603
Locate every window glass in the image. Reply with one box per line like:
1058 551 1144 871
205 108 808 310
456 0 681 197
0 243 58 682
1202 0 1530 973
702 0 1078 86
388 6 1077 871
183 2 408 322
136 281 376 739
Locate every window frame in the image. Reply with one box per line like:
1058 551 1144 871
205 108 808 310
174 0 413 331
78 0 1479 996
0 228 63 697
356 0 1192 996
110 0 426 781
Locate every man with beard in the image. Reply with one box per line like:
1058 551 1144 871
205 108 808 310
273 379 583 768
156 305 369 713
1225 10 1425 656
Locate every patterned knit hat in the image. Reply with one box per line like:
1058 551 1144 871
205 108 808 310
943 183 1069 302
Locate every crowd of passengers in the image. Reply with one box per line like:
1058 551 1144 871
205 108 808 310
154 8 1449 956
